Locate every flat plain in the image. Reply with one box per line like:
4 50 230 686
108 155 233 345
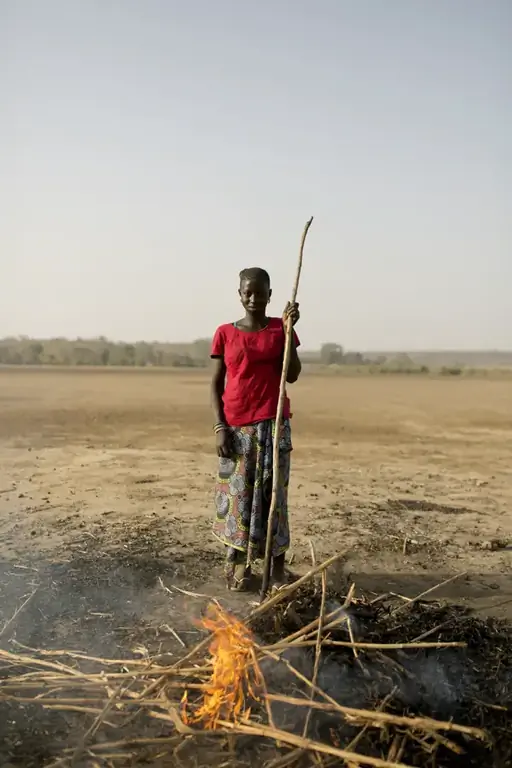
1 367 511 615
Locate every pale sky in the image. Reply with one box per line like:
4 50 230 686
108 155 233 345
1 0 510 350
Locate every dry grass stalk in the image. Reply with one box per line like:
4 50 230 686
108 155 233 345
254 550 347 619
302 569 327 739
250 646 277 733
345 688 398 759
265 605 347 649
343 584 363 668
11 640 162 666
269 639 466 651
0 585 39 638
390 572 467 616
218 719 415 768
308 539 317 569
71 669 149 765
265 694 487 739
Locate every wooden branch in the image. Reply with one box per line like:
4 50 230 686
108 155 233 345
260 216 314 600
390 572 467 616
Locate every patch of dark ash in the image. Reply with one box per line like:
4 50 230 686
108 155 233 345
0 524 225 767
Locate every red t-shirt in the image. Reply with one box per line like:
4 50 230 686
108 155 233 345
211 318 300 427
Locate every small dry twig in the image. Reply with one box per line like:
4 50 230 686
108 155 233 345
0 585 39 638
302 569 327 739
391 572 467 616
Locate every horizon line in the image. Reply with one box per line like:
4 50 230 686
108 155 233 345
1 335 511 355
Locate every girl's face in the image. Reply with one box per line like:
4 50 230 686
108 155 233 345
239 277 271 314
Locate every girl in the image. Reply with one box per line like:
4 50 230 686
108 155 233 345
210 267 301 591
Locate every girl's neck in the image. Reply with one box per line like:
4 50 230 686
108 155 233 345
237 312 269 331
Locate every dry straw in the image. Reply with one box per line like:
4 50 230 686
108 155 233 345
0 553 489 768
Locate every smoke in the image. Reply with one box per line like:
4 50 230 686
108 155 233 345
0 551 202 663
398 650 471 717
324 599 361 636
0 549 209 767
258 616 477 738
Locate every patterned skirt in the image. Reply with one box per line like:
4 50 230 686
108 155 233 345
213 419 292 569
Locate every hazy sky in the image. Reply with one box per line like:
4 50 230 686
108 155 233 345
2 1 511 350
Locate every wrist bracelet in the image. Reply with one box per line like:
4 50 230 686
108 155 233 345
214 422 228 433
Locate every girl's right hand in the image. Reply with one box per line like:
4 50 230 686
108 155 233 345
216 429 232 458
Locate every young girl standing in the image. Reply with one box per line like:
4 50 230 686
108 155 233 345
210 267 301 591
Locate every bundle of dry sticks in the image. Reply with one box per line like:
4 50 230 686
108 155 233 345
0 552 505 768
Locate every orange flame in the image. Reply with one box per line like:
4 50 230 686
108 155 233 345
182 603 263 730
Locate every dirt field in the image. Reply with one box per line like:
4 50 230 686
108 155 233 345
0 367 511 765
1 367 511 608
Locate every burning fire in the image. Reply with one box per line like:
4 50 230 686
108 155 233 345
182 603 263 730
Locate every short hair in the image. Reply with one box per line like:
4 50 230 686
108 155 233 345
239 267 271 287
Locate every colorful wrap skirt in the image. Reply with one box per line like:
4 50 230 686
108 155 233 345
213 418 292 569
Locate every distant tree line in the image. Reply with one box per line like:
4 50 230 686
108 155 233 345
0 336 476 376
0 337 212 368
317 344 432 374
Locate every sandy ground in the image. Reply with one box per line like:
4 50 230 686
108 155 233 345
1 367 511 621
0 367 511 765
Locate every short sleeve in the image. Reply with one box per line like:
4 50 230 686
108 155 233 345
211 326 225 358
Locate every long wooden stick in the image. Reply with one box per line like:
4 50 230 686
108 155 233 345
260 216 314 601
390 571 467 616
264 694 487 739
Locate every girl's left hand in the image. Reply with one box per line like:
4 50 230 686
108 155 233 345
283 302 300 326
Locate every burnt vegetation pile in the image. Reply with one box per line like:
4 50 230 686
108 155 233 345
251 584 512 767
0 565 511 768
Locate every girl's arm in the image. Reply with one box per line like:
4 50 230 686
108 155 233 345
211 357 227 424
211 357 232 458
286 336 302 383
282 302 302 383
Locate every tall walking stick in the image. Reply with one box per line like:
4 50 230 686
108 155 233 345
260 216 314 601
